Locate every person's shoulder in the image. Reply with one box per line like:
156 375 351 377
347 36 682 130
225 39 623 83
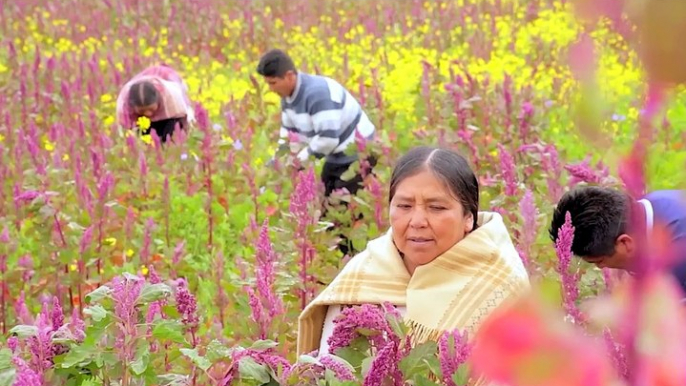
646 190 686 214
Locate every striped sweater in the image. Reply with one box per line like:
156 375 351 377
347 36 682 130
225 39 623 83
278 72 375 164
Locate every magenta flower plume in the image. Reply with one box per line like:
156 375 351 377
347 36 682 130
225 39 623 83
327 304 399 353
363 339 403 386
12 356 41 386
497 144 517 196
319 355 355 381
247 220 284 339
518 189 537 267
175 279 199 346
554 211 584 324
439 329 472 386
111 275 145 361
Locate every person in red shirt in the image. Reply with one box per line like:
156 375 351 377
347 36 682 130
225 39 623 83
116 64 195 142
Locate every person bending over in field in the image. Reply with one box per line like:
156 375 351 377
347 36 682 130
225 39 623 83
549 186 686 298
116 64 195 143
256 49 377 255
256 49 376 198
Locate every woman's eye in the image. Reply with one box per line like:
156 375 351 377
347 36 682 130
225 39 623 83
397 204 411 209
430 206 446 210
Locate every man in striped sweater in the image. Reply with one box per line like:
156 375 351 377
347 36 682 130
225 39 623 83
256 49 376 197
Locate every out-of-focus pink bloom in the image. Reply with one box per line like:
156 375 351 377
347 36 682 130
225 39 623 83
471 294 615 386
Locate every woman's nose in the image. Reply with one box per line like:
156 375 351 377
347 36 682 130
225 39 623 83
409 208 428 228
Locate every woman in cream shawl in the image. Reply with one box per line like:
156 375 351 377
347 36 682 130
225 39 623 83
298 146 530 356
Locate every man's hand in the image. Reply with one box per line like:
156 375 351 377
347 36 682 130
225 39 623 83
297 147 309 162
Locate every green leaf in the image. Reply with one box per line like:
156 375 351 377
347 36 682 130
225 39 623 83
296 355 320 365
180 348 211 371
423 355 442 378
238 356 270 383
83 305 107 322
0 368 15 386
0 349 13 370
206 340 234 362
333 347 366 370
79 377 103 386
130 345 150 375
85 285 112 303
156 374 190 386
152 320 187 344
413 374 441 386
61 345 95 368
360 357 374 377
250 339 278 351
452 363 471 385
136 283 172 304
162 305 180 318
386 313 408 339
399 341 438 378
8 325 38 338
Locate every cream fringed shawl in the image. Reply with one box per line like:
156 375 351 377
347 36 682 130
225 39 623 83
297 212 530 355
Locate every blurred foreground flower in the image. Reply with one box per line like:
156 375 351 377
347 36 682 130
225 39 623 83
627 0 686 85
585 273 686 386
471 292 617 386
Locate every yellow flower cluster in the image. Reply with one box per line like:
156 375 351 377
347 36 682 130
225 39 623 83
2 0 682 168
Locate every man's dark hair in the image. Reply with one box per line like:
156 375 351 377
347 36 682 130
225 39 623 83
549 186 631 258
128 81 159 107
256 49 296 78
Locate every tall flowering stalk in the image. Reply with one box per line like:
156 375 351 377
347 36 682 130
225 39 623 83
111 275 145 366
364 339 404 386
564 156 610 187
517 189 537 268
246 220 283 340
554 211 584 324
439 329 472 386
175 279 199 347
368 175 385 230
140 218 155 265
497 144 517 197
289 167 317 309
196 102 215 251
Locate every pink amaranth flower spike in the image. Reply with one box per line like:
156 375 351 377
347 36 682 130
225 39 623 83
439 329 472 386
555 212 584 324
319 355 355 381
363 339 403 386
12 356 41 386
327 304 399 353
497 144 517 196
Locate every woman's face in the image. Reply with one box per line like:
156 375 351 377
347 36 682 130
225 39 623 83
390 169 473 274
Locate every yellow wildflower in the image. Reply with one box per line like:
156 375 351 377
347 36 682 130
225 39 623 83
126 249 134 257
103 237 117 246
44 140 55 152
141 134 152 145
69 264 77 272
104 116 115 126
100 94 113 103
141 266 149 276
62 154 69 161
137 116 151 130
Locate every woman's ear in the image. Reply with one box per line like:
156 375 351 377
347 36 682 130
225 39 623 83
465 214 474 233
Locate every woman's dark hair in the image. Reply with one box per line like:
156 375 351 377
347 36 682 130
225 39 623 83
256 49 296 78
389 146 479 230
128 81 159 107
